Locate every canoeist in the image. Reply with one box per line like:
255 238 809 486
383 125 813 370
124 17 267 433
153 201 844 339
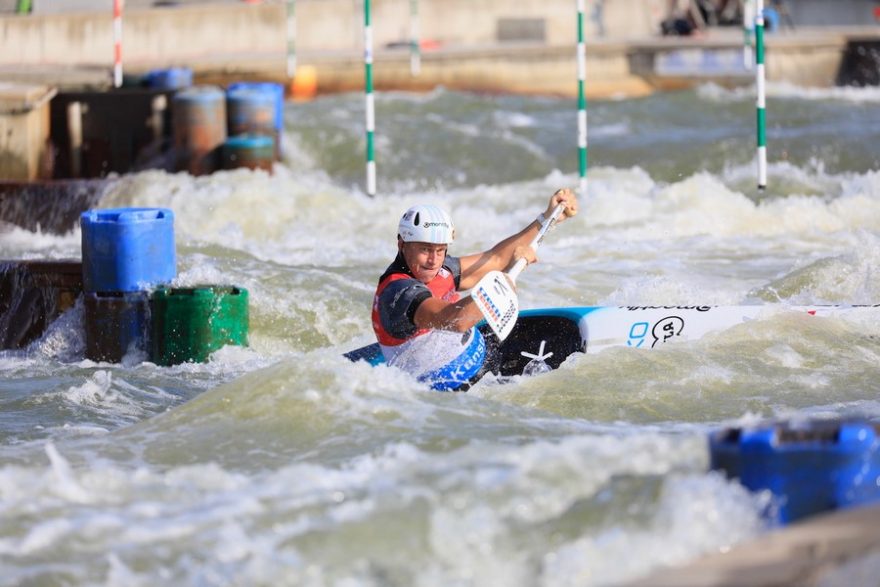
372 188 578 390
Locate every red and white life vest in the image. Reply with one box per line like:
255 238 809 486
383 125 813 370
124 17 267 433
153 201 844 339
372 266 484 390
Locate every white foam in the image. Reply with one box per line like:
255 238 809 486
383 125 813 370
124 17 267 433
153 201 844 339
769 81 880 103
45 441 92 503
0 223 81 257
27 298 86 361
16 517 76 556
600 274 742 306
493 110 537 128
697 81 880 104
540 472 765 586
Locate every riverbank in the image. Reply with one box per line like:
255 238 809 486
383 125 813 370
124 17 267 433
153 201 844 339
3 29 879 100
1 3 879 98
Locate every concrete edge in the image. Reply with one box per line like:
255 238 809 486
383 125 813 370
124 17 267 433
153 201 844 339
624 503 880 587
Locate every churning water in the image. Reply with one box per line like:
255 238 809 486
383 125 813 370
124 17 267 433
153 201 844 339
2 83 880 586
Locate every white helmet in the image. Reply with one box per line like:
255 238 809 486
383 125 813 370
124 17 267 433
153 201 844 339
397 204 455 244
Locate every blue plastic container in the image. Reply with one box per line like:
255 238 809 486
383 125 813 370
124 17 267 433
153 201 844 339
144 67 193 90
226 85 276 136
763 7 780 32
226 83 283 160
84 291 150 363
172 85 227 175
222 135 275 172
80 208 176 293
227 82 284 132
709 420 880 525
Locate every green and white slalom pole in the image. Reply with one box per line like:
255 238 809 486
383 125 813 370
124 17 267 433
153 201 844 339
742 0 755 70
286 0 296 78
576 0 588 198
365 0 376 196
410 0 421 76
755 0 767 190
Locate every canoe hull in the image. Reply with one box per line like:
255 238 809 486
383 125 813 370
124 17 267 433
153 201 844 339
344 304 879 375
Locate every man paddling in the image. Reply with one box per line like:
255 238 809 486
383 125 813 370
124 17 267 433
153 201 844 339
372 188 578 391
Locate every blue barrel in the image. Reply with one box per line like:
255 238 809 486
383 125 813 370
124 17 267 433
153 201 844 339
172 85 226 176
144 67 193 90
763 7 780 32
226 86 275 136
227 82 284 132
226 82 283 160
84 291 150 363
80 208 176 293
709 420 880 525
222 135 274 172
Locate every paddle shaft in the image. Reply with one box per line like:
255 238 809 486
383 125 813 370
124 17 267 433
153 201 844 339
508 204 565 281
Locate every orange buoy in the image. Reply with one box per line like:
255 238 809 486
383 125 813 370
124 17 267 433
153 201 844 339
289 65 318 102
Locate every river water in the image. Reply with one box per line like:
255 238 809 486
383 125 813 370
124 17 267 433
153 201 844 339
2 83 880 585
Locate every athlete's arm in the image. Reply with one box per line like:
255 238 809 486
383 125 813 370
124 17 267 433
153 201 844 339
457 188 578 290
412 296 484 333
378 275 484 334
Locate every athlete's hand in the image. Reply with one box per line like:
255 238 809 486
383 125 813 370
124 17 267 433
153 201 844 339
513 245 537 267
546 188 578 223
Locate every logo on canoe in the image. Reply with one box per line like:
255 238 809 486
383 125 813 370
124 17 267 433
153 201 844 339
625 305 712 312
651 316 684 347
627 315 685 348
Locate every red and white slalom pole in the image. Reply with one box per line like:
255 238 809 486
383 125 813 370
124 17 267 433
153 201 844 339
113 0 123 88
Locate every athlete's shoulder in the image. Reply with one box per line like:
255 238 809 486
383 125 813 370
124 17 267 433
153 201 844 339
442 255 462 286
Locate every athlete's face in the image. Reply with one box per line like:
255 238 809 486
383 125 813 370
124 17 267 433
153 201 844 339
400 241 447 283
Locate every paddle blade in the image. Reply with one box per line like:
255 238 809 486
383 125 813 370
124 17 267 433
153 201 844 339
472 270 519 341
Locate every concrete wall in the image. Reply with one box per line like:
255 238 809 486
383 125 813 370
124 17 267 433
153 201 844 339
787 0 879 26
0 0 668 72
1 1 878 100
0 3 285 68
28 0 241 13
3 0 879 66
31 0 115 14
311 42 653 98
295 0 664 52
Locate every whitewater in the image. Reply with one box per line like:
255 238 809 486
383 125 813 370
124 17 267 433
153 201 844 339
1 83 880 585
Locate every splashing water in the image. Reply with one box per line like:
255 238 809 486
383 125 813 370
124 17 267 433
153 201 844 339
2 85 880 585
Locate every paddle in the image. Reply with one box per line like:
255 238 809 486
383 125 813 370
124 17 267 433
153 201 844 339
471 203 566 341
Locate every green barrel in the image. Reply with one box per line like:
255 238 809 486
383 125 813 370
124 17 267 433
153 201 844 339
150 286 248 366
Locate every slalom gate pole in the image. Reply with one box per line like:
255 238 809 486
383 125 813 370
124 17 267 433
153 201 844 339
577 0 588 198
287 0 297 78
410 0 421 76
113 0 123 88
755 0 767 190
742 0 754 70
365 0 376 196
